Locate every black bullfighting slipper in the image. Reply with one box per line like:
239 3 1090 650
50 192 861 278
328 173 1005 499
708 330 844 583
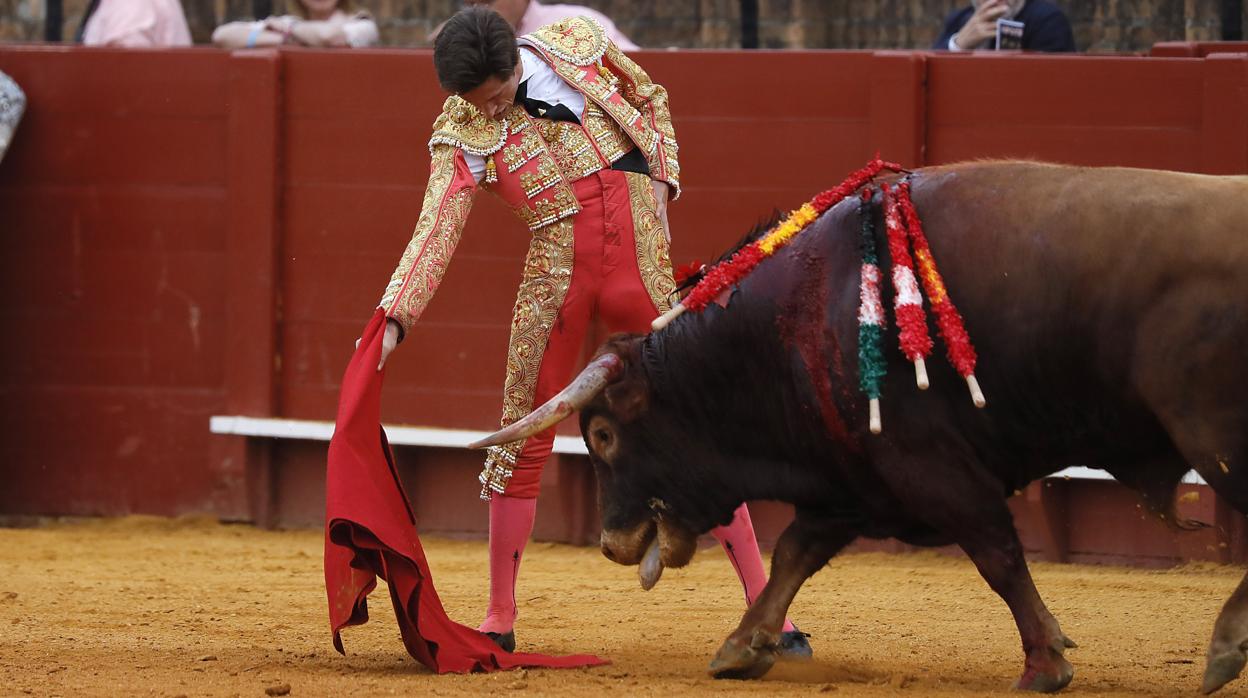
485 630 516 653
778 628 813 660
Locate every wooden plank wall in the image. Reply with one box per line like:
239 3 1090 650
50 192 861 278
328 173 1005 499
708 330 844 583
0 47 237 517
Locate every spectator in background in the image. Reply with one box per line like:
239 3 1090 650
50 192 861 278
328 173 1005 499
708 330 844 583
434 0 639 49
77 0 192 47
0 71 25 163
934 0 1075 52
212 0 379 49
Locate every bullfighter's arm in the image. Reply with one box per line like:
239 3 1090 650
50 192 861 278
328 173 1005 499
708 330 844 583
604 42 681 200
378 144 478 338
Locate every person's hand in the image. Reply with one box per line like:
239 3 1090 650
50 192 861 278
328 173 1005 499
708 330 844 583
953 0 1010 50
355 319 403 371
651 180 671 244
264 15 296 39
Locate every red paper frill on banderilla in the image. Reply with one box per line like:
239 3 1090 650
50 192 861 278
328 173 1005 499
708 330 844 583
325 308 608 674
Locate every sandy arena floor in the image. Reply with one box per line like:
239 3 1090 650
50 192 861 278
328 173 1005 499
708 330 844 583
0 516 1244 697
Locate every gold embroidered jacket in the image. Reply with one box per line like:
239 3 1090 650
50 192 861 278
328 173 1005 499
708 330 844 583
379 16 680 335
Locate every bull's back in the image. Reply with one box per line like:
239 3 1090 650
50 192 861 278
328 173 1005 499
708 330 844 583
780 162 1248 474
896 163 1248 461
910 162 1248 320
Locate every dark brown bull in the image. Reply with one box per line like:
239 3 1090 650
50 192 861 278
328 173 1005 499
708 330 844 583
472 161 1248 693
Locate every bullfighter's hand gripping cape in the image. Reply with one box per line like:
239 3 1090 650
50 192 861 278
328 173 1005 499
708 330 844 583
324 308 608 673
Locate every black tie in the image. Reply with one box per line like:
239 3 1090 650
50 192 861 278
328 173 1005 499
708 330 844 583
514 81 580 124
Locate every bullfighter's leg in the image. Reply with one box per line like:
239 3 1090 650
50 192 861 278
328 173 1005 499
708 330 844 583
709 504 801 638
878 455 1074 691
478 213 592 641
709 511 856 679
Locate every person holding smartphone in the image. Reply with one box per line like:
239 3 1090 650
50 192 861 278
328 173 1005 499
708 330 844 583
934 0 1075 52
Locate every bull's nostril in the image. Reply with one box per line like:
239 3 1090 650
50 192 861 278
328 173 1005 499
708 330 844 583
600 545 618 563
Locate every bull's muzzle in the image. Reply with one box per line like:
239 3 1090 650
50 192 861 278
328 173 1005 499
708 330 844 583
467 353 622 450
601 517 698 591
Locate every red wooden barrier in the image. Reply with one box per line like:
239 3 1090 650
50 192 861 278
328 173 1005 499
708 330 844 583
1151 41 1248 57
1 45 1245 565
0 47 234 517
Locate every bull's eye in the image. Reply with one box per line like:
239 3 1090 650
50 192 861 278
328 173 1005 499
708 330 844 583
586 416 617 461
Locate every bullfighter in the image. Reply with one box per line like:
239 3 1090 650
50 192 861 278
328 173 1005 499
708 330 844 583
371 6 810 657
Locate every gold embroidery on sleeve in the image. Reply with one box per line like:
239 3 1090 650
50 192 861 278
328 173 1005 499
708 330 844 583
625 173 676 313
522 16 607 65
379 146 475 334
428 97 509 156
605 42 681 196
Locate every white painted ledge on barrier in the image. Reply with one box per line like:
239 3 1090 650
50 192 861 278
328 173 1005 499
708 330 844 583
208 415 589 455
208 415 1207 485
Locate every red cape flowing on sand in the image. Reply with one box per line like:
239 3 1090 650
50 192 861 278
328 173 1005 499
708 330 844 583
324 309 608 673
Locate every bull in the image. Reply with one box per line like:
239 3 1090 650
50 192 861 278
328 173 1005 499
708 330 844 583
471 161 1248 693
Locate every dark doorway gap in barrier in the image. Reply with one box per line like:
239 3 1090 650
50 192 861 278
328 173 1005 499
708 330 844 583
740 0 758 49
44 0 62 42
1224 0 1244 40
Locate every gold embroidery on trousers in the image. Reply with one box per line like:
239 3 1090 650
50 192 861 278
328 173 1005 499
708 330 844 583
480 445 517 500
478 216 577 499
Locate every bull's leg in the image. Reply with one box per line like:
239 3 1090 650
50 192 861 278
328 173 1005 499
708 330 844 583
1203 571 1248 694
1170 445 1248 694
957 524 1075 692
878 455 1074 692
708 511 856 679
1131 279 1248 692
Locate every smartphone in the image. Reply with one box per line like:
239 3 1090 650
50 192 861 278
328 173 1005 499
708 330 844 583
996 18 1024 50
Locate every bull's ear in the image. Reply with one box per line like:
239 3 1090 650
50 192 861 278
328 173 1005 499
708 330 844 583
604 377 648 424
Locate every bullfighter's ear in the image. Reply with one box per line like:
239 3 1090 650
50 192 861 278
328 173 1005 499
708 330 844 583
604 378 648 424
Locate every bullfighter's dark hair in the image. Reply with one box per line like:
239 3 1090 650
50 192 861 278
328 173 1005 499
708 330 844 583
434 6 520 94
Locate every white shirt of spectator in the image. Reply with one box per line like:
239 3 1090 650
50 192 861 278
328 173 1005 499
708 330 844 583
82 0 193 48
463 47 586 183
247 10 380 48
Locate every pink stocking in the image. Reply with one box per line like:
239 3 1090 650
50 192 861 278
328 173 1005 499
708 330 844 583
710 503 797 633
478 494 537 634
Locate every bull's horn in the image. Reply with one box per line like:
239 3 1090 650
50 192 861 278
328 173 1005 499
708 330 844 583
467 353 623 449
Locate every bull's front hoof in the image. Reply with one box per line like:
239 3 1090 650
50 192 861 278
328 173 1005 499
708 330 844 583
708 630 779 680
1012 654 1074 693
1201 648 1247 694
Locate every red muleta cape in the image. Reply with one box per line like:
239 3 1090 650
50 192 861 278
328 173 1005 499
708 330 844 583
324 309 608 673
